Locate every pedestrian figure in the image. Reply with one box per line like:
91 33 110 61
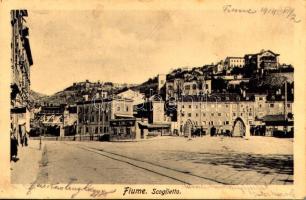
210 126 216 137
24 133 28 146
10 130 19 162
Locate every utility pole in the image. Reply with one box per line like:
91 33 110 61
284 81 287 120
284 80 288 134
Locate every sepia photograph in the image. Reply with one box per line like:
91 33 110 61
1 0 306 199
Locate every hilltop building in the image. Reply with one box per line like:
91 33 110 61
245 50 280 70
224 57 245 69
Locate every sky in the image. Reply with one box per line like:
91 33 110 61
26 9 298 95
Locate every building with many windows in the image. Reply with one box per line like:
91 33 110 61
165 78 211 100
224 57 245 69
245 50 280 70
77 98 133 135
176 93 293 137
10 10 33 140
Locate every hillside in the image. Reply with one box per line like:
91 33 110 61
29 90 47 102
36 81 134 105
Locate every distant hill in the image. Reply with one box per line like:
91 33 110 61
29 90 47 102
35 81 136 105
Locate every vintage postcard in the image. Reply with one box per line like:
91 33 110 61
0 0 305 199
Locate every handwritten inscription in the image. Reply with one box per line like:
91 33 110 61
27 180 116 198
223 5 301 23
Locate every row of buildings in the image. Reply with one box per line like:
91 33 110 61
214 49 280 74
72 88 293 141
10 10 33 142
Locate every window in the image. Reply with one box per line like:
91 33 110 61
181 113 185 117
195 105 198 109
249 112 252 116
117 106 120 111
188 113 192 117
211 113 214 117
192 84 197 90
233 113 236 117
196 113 198 117
126 127 131 135
126 106 129 112
203 113 206 117
218 113 221 116
259 97 263 100
225 121 229 125
259 104 262 108
270 103 274 108
287 104 291 108
189 105 192 109
182 105 185 108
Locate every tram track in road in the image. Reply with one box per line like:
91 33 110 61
64 142 226 185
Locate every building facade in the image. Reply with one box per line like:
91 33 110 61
76 98 134 136
166 78 212 100
245 50 280 70
176 93 293 137
224 57 245 69
10 10 33 140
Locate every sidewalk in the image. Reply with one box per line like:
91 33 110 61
11 139 43 184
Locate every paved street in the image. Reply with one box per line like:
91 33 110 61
12 136 293 185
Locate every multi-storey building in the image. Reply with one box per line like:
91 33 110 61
33 104 77 137
177 93 293 137
245 50 280 70
10 10 33 139
224 57 245 69
166 78 211 100
76 98 134 137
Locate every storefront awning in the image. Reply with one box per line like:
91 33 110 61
11 107 27 114
114 114 134 119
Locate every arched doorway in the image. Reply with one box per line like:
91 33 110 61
232 117 248 137
183 119 195 137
